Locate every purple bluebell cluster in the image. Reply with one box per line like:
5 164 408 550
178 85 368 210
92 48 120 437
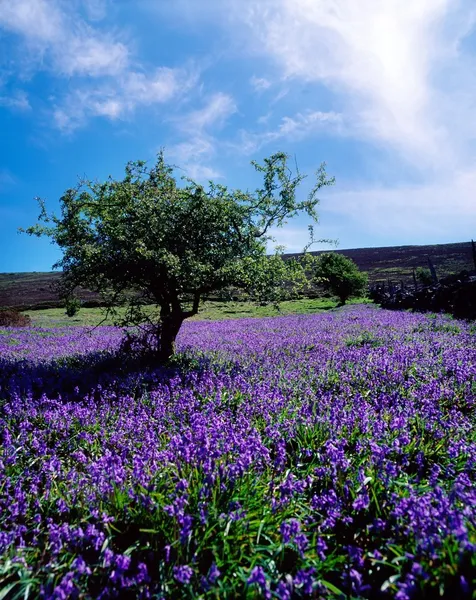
0 306 475 598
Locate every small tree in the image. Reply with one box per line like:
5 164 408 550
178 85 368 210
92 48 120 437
23 152 334 361
65 295 81 317
415 267 433 286
312 252 367 305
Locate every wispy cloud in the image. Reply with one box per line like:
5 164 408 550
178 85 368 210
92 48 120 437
177 92 237 131
324 168 476 242
237 109 343 154
0 0 129 77
0 0 197 130
266 225 337 253
80 0 110 21
168 0 476 172
0 169 16 191
239 0 476 171
269 165 476 251
53 68 196 132
168 92 237 180
250 75 271 92
0 90 31 111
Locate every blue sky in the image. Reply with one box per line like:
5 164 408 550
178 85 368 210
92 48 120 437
1 0 476 272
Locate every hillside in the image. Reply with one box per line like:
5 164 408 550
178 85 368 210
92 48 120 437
0 272 101 310
0 241 474 309
285 240 475 285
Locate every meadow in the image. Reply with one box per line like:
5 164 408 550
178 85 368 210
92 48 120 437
0 241 473 312
0 305 475 598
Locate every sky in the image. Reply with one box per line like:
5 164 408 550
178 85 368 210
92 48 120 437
1 0 476 272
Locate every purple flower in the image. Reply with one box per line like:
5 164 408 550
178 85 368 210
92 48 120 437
352 491 370 511
247 566 271 599
294 568 315 595
248 566 267 587
71 556 91 576
137 562 150 584
316 537 328 561
51 572 76 599
280 518 301 544
276 580 292 600
174 564 194 585
208 563 221 583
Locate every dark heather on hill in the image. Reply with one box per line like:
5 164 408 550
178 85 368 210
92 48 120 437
0 272 101 310
0 241 474 309
284 241 474 285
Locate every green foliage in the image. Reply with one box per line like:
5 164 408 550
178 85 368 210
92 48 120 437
238 254 308 305
308 252 368 305
415 267 433 286
64 296 81 318
23 152 334 360
345 330 383 347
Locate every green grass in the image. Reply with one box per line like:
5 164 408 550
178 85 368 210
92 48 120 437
24 297 372 328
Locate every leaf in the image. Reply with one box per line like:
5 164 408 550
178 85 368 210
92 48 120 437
319 579 344 596
0 583 18 600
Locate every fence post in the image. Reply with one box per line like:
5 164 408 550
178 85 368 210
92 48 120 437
427 257 438 284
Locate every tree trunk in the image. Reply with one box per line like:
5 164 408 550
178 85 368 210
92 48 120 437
157 312 183 362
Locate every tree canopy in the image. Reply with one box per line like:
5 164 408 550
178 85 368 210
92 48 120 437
24 151 334 360
310 252 368 305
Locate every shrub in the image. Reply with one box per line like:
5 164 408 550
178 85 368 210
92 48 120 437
0 310 31 327
313 252 368 305
415 267 433 286
65 296 81 317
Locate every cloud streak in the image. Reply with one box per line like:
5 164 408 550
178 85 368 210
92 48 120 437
171 0 476 172
53 68 196 131
0 0 197 130
168 93 237 180
0 0 129 77
237 109 343 154
0 91 31 111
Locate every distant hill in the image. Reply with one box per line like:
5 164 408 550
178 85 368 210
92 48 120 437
0 272 101 310
0 241 474 310
286 241 475 286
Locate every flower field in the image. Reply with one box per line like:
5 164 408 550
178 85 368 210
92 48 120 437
0 306 475 599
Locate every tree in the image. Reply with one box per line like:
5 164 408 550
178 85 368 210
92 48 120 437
65 295 81 317
311 252 367 305
415 267 433 286
23 151 334 361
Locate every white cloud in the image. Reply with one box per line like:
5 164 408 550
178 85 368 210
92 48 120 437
177 92 237 132
240 0 449 164
55 31 128 77
250 75 271 92
168 93 237 180
0 0 201 129
323 167 476 242
0 90 31 111
237 109 343 154
268 166 476 250
167 137 215 166
80 0 109 21
266 226 337 253
53 67 194 131
0 0 64 43
0 169 16 190
157 0 476 249
180 163 223 181
167 0 476 172
0 0 129 77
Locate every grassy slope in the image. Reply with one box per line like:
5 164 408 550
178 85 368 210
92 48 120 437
25 297 371 328
1 241 474 310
